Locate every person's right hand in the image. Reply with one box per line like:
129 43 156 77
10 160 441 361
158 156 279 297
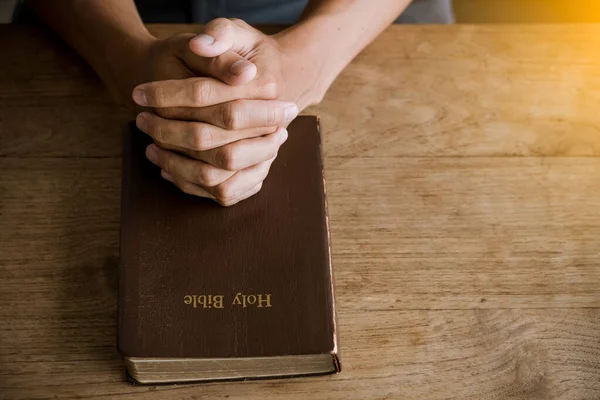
119 33 297 206
112 32 258 108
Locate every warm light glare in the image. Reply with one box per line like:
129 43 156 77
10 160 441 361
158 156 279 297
453 1 600 23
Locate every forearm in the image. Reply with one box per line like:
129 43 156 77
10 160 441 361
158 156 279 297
25 0 155 103
277 0 411 99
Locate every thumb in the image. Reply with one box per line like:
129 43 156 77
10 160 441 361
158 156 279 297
189 18 258 58
180 50 257 86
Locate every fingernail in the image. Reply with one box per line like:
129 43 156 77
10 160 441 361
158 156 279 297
132 89 148 106
229 59 253 76
146 145 158 164
161 170 174 182
284 104 299 122
279 128 288 145
136 113 148 132
191 34 215 46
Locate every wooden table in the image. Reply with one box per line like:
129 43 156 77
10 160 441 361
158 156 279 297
2 23 600 399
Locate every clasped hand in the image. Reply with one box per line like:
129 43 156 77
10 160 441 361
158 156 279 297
130 19 318 206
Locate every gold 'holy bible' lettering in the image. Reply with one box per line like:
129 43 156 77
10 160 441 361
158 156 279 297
232 293 272 308
184 293 272 309
183 294 224 309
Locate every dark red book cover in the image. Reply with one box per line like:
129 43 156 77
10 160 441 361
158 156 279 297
118 116 340 370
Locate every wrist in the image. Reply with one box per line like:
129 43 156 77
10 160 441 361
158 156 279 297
103 31 158 107
274 23 339 110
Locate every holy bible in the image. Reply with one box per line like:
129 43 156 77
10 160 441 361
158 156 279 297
118 116 340 384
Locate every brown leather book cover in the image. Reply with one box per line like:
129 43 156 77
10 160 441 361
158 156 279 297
118 116 340 376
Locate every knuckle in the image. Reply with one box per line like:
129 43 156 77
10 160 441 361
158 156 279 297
162 156 173 173
151 123 164 143
264 106 279 126
191 80 213 106
199 166 219 187
161 153 176 173
230 18 251 30
152 84 166 107
213 184 235 205
217 197 233 207
190 125 213 151
215 145 237 170
228 18 244 25
208 18 231 31
192 166 207 185
220 102 242 130
214 17 231 26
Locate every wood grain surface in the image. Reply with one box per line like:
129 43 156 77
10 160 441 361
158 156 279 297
1 23 600 399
